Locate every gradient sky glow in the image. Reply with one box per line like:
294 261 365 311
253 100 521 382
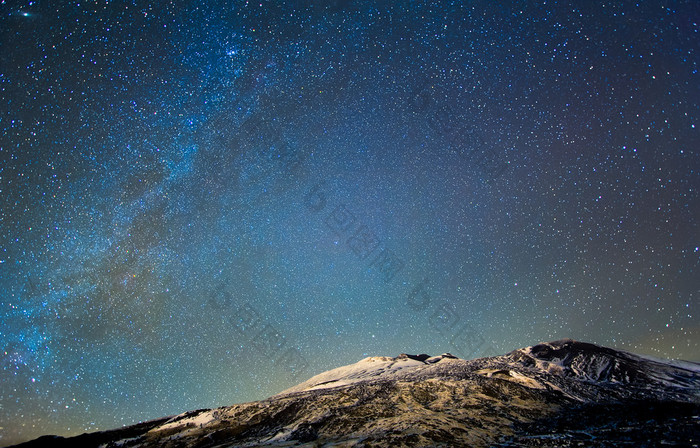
1 1 698 446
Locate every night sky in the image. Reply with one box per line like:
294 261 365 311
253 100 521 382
1 0 698 445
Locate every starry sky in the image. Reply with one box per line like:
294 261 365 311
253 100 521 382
0 0 698 445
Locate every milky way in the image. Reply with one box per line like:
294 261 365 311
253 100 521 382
1 1 698 445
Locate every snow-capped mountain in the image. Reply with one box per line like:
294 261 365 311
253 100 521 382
12 339 700 447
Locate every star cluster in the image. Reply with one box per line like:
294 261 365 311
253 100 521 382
1 1 697 445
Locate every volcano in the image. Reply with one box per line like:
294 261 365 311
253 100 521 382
11 339 700 447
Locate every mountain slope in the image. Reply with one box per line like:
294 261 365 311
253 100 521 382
11 339 700 447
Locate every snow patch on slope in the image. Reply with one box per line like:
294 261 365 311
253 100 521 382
157 410 216 431
476 369 546 389
635 353 700 374
278 354 457 395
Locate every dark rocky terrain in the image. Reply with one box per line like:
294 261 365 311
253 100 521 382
11 339 700 447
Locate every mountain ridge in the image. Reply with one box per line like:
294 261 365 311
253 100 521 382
10 339 700 447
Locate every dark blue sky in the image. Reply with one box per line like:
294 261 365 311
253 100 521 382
1 1 698 445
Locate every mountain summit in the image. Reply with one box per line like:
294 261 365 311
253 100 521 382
12 339 700 447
